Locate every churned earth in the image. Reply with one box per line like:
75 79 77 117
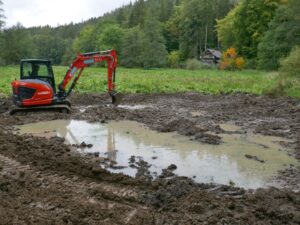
0 93 299 224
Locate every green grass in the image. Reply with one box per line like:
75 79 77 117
0 65 299 97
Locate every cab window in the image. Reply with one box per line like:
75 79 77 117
23 62 50 77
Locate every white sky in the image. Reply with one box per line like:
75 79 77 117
3 0 135 28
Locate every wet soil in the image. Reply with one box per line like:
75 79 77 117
0 93 300 224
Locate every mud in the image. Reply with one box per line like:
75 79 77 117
0 93 300 224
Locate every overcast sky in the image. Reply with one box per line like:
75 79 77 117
3 0 135 28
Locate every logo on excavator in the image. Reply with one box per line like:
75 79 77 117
84 59 94 65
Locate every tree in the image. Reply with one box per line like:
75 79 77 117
179 0 215 59
179 0 234 59
1 24 35 64
61 39 75 65
159 0 175 22
217 0 281 59
216 1 241 50
0 0 5 29
72 25 97 53
116 7 126 27
33 34 66 64
141 18 168 68
216 1 242 49
96 24 124 55
128 0 146 27
164 5 181 52
236 0 280 58
257 0 300 70
121 27 145 67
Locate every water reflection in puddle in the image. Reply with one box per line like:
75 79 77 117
16 120 298 189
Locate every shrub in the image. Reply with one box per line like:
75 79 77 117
167 51 181 68
279 46 300 78
220 47 246 70
245 58 257 69
186 59 217 70
186 59 202 70
266 46 300 96
235 57 246 70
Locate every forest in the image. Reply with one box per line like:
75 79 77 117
0 0 299 72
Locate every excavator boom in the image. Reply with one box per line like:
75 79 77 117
58 50 118 99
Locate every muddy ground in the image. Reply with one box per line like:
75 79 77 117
0 93 299 224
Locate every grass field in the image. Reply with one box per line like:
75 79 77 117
0 66 299 97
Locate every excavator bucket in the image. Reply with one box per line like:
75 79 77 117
111 92 124 106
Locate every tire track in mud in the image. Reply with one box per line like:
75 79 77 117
0 153 138 199
0 153 149 224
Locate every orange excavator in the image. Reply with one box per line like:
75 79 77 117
10 50 122 115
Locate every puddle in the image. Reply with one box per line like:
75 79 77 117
75 104 152 113
16 120 298 189
118 104 152 110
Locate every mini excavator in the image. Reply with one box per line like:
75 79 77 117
10 50 122 115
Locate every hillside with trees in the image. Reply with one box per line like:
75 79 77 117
0 0 236 67
0 0 299 72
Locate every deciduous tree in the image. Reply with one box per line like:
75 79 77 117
96 24 124 55
257 0 300 70
217 0 281 59
72 25 97 53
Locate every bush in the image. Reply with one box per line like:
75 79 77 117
167 51 181 68
245 58 257 69
186 59 202 70
280 46 300 78
185 59 217 70
266 46 300 96
220 47 246 70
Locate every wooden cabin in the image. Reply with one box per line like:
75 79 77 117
201 49 222 64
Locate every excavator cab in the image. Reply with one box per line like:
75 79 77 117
20 60 56 93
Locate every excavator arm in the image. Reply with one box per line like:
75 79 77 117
58 50 122 104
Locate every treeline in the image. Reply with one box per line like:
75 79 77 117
0 0 235 67
0 0 299 71
217 0 300 70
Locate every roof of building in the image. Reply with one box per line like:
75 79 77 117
206 49 222 58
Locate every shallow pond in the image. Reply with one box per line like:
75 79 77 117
16 120 298 189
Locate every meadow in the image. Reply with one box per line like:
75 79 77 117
0 66 299 97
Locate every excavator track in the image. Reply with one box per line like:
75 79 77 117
9 104 71 115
